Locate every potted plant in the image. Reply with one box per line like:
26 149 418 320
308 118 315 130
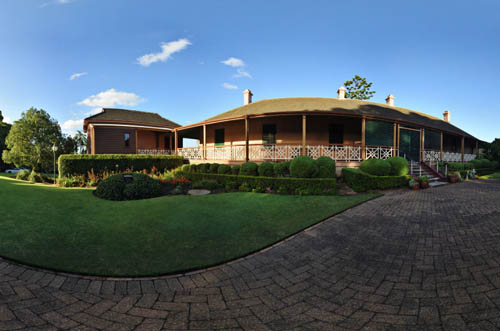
418 176 429 189
409 179 419 190
448 173 458 183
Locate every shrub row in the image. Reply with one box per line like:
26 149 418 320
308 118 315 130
342 168 410 192
58 154 184 178
183 172 336 195
184 156 336 179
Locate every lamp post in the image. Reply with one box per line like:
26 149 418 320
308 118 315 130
52 144 58 185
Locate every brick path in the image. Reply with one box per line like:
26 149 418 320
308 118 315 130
1 180 500 330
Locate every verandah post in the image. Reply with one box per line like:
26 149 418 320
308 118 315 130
174 129 178 155
461 136 465 162
301 115 306 156
393 122 397 157
361 117 366 160
203 124 207 160
245 116 249 162
440 131 443 161
421 128 425 162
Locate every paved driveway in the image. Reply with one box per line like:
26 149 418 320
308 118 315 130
1 180 500 330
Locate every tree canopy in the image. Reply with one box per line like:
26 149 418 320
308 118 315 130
2 108 76 172
74 130 87 154
344 75 376 100
0 111 12 171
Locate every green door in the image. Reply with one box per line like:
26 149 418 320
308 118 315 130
399 128 421 161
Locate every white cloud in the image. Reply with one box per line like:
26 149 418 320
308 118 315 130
221 57 245 67
137 38 191 67
61 119 83 135
78 88 146 108
85 108 102 116
41 0 76 7
234 68 252 78
3 116 12 124
222 82 238 90
69 72 87 80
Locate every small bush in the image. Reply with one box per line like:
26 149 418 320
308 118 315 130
315 156 336 178
273 161 290 177
252 185 266 193
28 171 46 183
225 181 239 190
239 182 252 192
258 162 274 177
359 159 392 176
208 163 219 174
218 164 231 174
290 156 318 178
231 165 240 175
16 170 30 181
190 164 198 173
387 156 409 176
96 173 161 201
240 162 258 176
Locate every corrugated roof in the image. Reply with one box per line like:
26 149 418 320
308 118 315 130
85 108 180 129
206 97 475 138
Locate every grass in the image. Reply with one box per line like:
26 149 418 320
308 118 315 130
479 172 500 179
0 176 380 277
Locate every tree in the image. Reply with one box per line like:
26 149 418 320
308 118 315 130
74 130 87 154
344 75 376 100
0 111 12 171
2 108 68 172
485 138 500 163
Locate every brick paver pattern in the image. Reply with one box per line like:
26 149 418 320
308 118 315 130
1 180 500 330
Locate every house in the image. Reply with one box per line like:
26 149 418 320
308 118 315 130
83 88 479 167
83 108 180 154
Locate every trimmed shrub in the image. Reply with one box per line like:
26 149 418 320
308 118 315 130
190 164 198 173
183 172 336 195
239 182 252 192
290 156 318 178
96 173 161 201
258 162 274 177
387 156 409 176
231 165 240 175
240 162 258 176
342 168 409 192
208 163 219 174
181 164 191 173
273 161 290 177
359 159 392 176
218 164 231 174
192 179 220 190
16 170 30 181
315 156 336 178
198 163 210 174
58 154 184 178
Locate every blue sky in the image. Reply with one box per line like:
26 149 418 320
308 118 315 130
0 0 499 142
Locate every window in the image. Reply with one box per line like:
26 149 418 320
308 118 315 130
262 124 276 144
124 133 130 147
215 129 225 146
329 124 344 144
365 119 394 146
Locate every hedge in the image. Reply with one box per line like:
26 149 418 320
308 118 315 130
183 172 336 195
58 154 184 178
342 168 410 192
359 158 392 176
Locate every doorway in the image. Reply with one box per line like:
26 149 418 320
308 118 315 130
399 127 421 161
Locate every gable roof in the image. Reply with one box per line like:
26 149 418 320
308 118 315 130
84 108 180 131
206 97 475 139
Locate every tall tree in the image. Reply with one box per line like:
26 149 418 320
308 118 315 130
74 130 87 154
0 111 12 171
344 75 376 100
2 108 67 172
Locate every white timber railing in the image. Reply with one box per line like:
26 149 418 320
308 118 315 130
423 149 441 162
365 146 396 160
306 145 362 161
442 152 462 162
137 149 171 155
249 145 303 161
177 147 202 160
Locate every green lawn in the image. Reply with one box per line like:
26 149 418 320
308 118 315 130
480 172 500 179
0 176 379 277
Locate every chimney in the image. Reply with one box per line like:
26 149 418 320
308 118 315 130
443 110 450 122
385 94 395 106
337 86 346 100
243 89 253 105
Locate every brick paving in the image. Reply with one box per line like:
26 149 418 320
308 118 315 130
1 180 500 330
